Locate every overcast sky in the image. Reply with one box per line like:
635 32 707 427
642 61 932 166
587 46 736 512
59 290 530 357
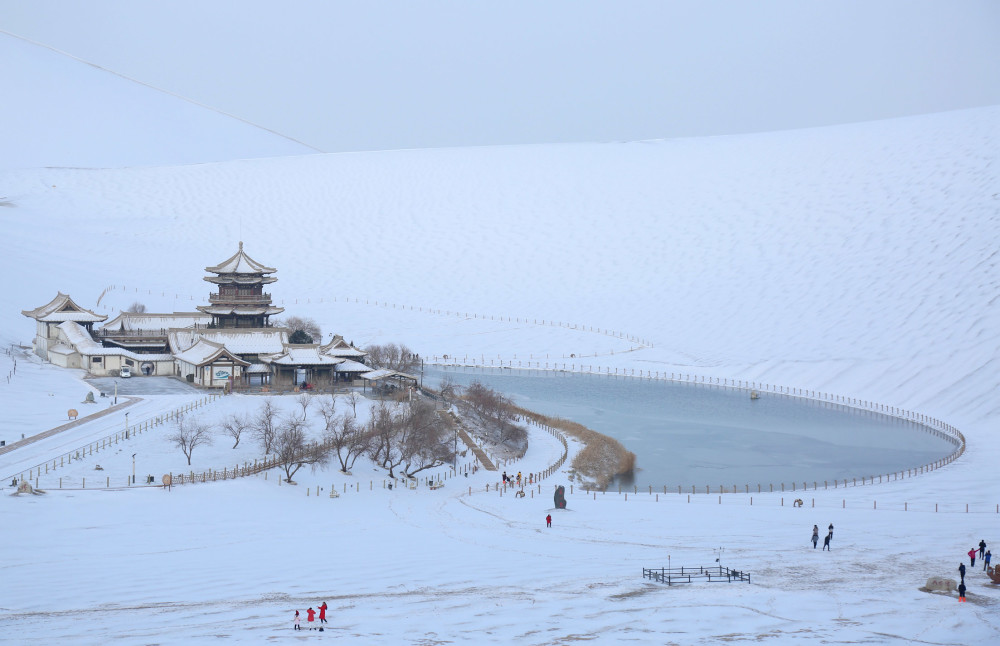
3 0 998 153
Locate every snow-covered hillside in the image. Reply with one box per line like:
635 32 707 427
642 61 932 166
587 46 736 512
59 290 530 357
3 105 999 426
1 21 999 643
0 31 318 170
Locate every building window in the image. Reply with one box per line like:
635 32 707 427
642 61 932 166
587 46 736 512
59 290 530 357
92 357 103 363
125 359 135 367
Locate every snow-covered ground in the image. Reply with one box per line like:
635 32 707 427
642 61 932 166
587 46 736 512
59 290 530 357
1 22 999 644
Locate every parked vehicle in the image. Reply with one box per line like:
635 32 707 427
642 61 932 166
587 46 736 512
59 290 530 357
120 366 132 378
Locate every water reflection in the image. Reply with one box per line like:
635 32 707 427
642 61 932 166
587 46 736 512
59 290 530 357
425 366 955 489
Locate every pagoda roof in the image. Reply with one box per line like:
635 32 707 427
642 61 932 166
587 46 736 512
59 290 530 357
196 305 284 316
56 322 172 361
101 312 210 334
205 242 276 275
22 292 107 323
168 327 289 356
174 338 250 368
337 359 373 373
204 275 277 286
360 368 419 382
321 337 367 358
261 344 347 367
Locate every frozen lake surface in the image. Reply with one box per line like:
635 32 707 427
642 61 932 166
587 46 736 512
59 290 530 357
426 366 956 490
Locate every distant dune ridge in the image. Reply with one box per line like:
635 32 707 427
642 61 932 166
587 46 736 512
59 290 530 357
4 104 999 439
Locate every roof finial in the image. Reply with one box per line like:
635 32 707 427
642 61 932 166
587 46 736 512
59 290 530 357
239 240 243 251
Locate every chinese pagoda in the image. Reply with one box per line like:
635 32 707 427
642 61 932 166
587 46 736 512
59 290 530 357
197 242 284 328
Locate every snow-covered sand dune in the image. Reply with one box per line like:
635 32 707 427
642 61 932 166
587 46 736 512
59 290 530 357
0 31 317 170
1 38 999 641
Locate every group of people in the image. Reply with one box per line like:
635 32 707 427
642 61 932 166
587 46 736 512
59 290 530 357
810 523 834 550
293 602 328 630
501 470 532 487
957 539 992 602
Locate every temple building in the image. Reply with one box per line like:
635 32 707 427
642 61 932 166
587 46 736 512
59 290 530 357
197 242 283 328
22 243 377 390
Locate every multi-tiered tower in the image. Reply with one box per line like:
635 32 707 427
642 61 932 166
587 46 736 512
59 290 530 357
197 242 284 328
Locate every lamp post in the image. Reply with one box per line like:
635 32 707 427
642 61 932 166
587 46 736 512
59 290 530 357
132 453 136 485
114 380 118 405
125 412 129 439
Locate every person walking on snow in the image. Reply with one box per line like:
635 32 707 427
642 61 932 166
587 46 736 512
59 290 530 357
812 525 819 549
958 581 967 602
306 607 316 629
319 601 328 624
546 514 552 528
979 539 987 559
822 533 831 551
828 523 834 542
984 550 992 572
969 547 977 567
959 562 966 582
294 610 300 630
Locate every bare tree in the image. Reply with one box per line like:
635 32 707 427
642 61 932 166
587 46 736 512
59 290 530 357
296 393 312 420
367 401 405 478
345 390 361 417
275 416 329 483
220 412 250 449
399 400 452 477
126 302 147 313
317 394 337 427
366 399 452 479
364 342 420 374
167 415 213 466
495 394 526 445
325 413 370 473
439 377 459 405
462 380 526 447
278 316 322 343
253 399 280 455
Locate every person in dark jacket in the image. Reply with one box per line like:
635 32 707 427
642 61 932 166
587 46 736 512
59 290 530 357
812 525 819 549
958 581 967 602
979 539 987 559
822 533 831 551
984 550 992 572
959 562 966 582
319 602 328 624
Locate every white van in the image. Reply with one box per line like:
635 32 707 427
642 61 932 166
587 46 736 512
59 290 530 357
120 366 132 378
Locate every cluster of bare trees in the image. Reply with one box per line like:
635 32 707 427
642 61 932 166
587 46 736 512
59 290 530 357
168 393 452 483
463 380 527 447
366 399 452 478
364 342 420 374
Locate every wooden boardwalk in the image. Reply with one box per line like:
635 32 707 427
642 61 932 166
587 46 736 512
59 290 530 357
437 409 497 471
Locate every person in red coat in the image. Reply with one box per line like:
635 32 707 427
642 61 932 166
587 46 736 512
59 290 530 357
319 601 328 624
546 514 552 528
969 548 977 567
306 607 316 629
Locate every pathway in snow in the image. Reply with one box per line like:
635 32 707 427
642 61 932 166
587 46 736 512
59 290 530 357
0 396 139 456
438 409 497 470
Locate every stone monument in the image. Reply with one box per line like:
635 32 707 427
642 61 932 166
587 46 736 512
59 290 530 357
554 485 567 509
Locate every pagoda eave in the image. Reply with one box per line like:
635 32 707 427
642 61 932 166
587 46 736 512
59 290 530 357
196 305 284 316
204 276 278 285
